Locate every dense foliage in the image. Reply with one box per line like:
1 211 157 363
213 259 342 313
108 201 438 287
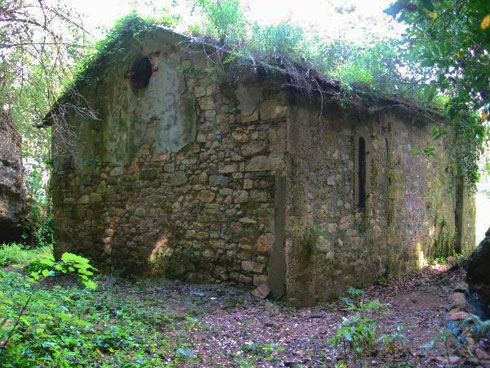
192 0 423 101
0 0 89 242
386 0 490 184
0 244 200 367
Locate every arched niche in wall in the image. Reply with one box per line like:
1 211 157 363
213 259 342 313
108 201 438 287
129 56 153 91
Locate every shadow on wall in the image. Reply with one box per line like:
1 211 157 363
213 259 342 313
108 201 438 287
476 179 490 244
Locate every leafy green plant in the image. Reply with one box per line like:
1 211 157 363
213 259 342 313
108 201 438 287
0 243 52 267
0 251 97 365
431 328 456 366
345 287 366 300
329 296 404 364
328 314 378 357
26 252 97 290
343 298 390 313
1 246 199 367
463 313 490 343
196 0 246 43
422 146 436 156
385 0 490 187
377 324 408 354
235 341 286 366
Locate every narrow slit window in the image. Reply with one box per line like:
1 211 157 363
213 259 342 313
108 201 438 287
358 137 366 209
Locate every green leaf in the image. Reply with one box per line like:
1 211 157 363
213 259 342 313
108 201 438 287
421 0 434 12
83 280 97 290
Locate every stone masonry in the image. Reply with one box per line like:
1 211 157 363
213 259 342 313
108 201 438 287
49 28 475 306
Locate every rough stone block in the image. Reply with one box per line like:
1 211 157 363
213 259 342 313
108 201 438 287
252 282 271 299
197 190 215 203
234 190 249 204
194 86 206 98
64 198 75 205
90 193 103 203
209 175 229 187
199 97 214 110
256 233 274 255
197 133 206 143
250 190 268 202
245 156 270 172
260 100 288 121
241 142 266 157
242 260 264 273
168 172 188 186
449 292 467 310
79 195 90 204
239 274 253 284
253 274 268 286
110 167 124 177
232 132 249 143
198 172 208 183
220 164 237 173
164 163 175 173
243 179 253 189
236 83 261 115
241 110 259 123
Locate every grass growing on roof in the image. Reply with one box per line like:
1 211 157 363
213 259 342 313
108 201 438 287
65 3 442 110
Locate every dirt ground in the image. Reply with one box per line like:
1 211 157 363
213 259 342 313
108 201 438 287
105 264 479 367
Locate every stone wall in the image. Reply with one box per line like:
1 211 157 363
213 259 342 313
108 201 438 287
0 113 25 243
52 30 287 286
51 28 475 304
280 96 474 305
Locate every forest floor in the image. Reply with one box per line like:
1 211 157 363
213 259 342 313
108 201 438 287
97 264 474 367
1 244 488 367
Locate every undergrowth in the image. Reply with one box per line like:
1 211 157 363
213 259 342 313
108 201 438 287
328 295 408 366
0 243 52 268
0 244 200 367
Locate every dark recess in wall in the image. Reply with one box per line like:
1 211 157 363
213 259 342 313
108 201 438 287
130 56 153 90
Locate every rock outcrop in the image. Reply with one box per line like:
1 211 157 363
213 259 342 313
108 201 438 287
467 227 490 284
0 113 26 243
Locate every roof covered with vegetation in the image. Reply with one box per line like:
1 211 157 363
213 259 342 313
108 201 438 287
46 1 489 187
45 9 446 126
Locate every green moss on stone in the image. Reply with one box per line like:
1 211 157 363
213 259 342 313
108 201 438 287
297 223 324 269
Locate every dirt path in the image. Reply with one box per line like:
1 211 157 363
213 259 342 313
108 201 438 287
107 264 472 367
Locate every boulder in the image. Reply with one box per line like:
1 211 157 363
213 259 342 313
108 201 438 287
467 228 490 284
0 114 26 243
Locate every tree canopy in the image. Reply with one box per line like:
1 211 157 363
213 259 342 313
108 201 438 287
386 0 490 182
